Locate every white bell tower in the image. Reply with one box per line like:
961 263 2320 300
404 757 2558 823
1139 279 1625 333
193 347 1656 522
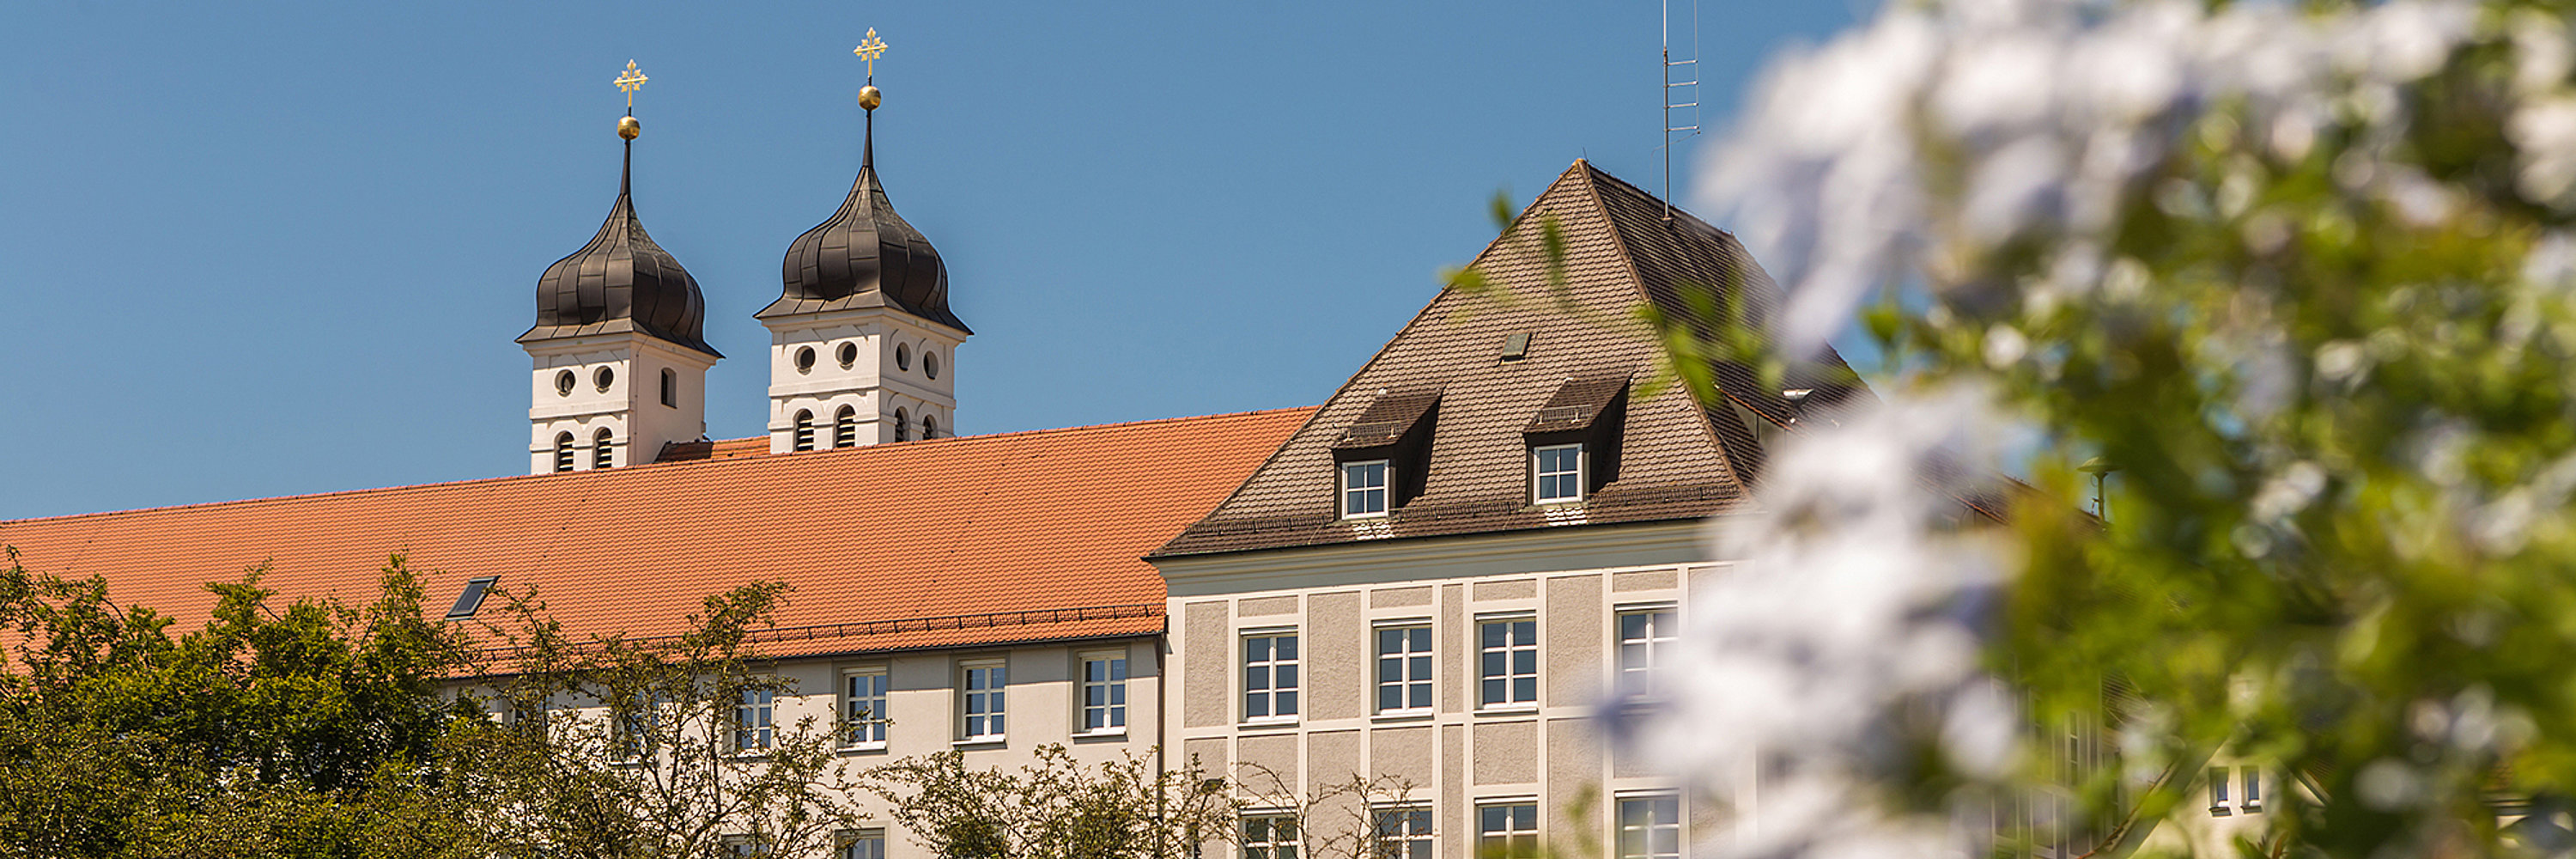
759 79 968 453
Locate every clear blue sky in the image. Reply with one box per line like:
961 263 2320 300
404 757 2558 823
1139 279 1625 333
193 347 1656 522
0 2 1865 521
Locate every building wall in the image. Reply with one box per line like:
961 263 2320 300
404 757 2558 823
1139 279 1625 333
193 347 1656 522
1157 520 1716 858
526 332 714 472
489 634 1161 859
762 308 960 452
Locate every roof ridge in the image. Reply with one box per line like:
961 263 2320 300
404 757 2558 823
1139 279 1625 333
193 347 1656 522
0 406 1322 528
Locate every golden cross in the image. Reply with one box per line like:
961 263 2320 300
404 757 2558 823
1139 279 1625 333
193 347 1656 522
615 60 648 109
854 28 887 78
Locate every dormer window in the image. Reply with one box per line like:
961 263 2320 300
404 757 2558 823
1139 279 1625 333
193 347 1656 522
1533 443 1583 503
1341 460 1390 518
1329 388 1440 519
1523 375 1629 505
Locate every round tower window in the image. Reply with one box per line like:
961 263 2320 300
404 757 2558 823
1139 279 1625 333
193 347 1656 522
554 369 576 396
592 367 615 392
924 350 940 380
895 344 912 371
795 346 817 374
837 342 858 369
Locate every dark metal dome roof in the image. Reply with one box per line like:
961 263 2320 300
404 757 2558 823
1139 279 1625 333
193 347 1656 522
761 114 969 333
519 144 720 357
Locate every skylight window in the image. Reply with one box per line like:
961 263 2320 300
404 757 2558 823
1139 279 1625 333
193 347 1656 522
447 576 498 618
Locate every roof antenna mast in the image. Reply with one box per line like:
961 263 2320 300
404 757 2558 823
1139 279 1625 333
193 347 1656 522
1662 0 1701 222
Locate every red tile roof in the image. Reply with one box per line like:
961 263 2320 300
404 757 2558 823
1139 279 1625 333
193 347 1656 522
0 409 1313 660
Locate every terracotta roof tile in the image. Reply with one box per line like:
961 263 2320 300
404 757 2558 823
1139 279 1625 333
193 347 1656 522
1 409 1313 655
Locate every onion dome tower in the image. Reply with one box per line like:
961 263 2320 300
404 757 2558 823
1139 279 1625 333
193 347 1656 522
759 29 968 453
519 61 720 475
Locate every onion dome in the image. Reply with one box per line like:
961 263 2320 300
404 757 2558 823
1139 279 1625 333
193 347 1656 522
762 93 970 333
519 134 720 357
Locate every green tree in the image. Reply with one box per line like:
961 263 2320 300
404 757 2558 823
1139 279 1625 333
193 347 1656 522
862 745 1235 859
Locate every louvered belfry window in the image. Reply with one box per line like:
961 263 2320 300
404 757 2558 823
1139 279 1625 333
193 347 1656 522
593 429 615 469
793 411 816 452
553 433 575 472
834 406 857 448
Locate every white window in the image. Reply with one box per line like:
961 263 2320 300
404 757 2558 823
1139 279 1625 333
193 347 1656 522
840 829 885 859
1372 806 1432 859
1479 617 1538 709
1616 795 1680 859
734 686 774 752
841 667 888 748
1479 802 1539 857
722 835 766 858
1376 624 1433 714
1243 814 1299 859
659 368 677 407
1243 632 1300 722
2241 766 2263 813
1534 443 1583 502
960 660 1006 741
2208 766 2232 815
1615 608 1678 699
1341 460 1389 518
611 691 656 762
1080 650 1129 733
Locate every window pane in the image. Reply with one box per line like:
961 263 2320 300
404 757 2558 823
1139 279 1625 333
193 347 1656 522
1277 636 1298 660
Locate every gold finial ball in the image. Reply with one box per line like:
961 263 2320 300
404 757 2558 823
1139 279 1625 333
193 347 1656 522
617 115 641 140
858 85 883 111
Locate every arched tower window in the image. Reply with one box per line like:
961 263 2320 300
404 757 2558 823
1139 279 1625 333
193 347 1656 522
922 414 938 440
834 406 858 448
592 429 615 469
660 369 677 408
894 408 911 442
793 410 817 452
553 433 575 473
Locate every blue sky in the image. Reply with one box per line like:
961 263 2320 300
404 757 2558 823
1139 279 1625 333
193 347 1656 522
0 2 1865 520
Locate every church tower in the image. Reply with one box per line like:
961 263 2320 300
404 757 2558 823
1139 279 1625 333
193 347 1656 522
519 63 720 474
760 47 969 454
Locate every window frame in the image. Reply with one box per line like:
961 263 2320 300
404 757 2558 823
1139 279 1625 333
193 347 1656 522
957 657 1008 744
833 405 859 449
2208 765 2233 816
1613 794 1681 859
1077 649 1131 736
1532 442 1585 503
1370 804 1433 859
1476 613 1540 710
838 828 887 859
793 409 817 452
610 690 658 764
1373 621 1435 716
1478 801 1540 858
1242 812 1300 859
1613 605 1679 702
1340 460 1391 519
592 428 616 469
552 432 575 472
659 368 677 407
733 685 775 754
840 666 890 751
1242 629 1301 725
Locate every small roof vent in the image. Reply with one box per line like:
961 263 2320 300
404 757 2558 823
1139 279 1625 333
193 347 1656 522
446 576 499 619
1500 332 1532 362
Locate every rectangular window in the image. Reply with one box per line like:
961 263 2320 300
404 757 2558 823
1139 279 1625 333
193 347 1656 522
1615 795 1680 859
1372 806 1432 859
961 660 1007 741
1479 802 1540 857
611 691 656 761
841 667 889 748
1244 632 1300 722
1242 814 1299 859
722 835 766 857
1081 650 1130 733
1342 460 1389 518
2208 766 2233 815
1534 443 1583 502
840 829 886 859
1479 617 1539 709
1615 609 1678 699
2241 766 2263 813
1376 624 1434 714
733 687 774 752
